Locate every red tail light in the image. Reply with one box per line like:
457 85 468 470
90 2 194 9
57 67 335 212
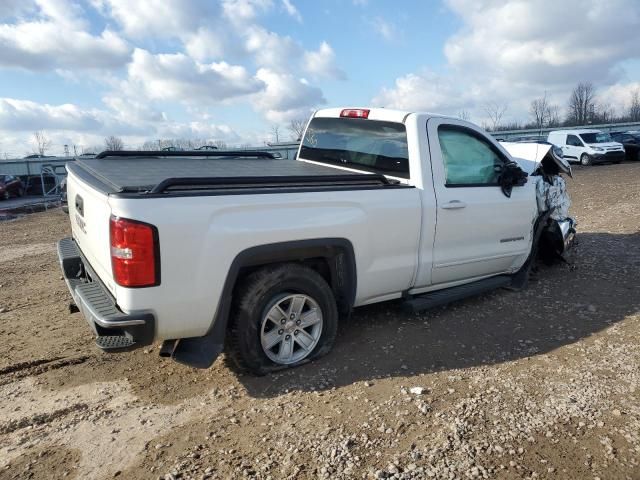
340 108 370 119
110 216 160 287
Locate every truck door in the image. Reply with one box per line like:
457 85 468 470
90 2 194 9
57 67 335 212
426 118 537 285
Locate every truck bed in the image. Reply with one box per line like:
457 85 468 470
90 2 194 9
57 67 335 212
68 153 400 197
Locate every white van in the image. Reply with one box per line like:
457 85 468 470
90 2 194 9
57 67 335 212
547 129 625 166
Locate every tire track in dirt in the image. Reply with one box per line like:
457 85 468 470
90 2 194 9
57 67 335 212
0 403 89 435
0 355 91 386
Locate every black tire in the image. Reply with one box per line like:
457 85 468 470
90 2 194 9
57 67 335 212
225 263 338 375
2 191 8 200
580 153 591 166
17 187 25 197
636 151 640 162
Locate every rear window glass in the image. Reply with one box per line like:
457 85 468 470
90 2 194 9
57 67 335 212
299 117 410 179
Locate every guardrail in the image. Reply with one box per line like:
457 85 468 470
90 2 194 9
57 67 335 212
493 121 640 140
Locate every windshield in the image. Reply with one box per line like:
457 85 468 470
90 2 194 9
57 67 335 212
299 117 410 179
579 132 612 144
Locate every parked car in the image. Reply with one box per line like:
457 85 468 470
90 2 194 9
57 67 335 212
0 174 25 199
547 129 625 165
57 108 575 374
610 131 640 161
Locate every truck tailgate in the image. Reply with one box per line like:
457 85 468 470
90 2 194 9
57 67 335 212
67 168 117 296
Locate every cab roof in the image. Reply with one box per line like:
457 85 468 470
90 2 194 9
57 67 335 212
314 107 454 124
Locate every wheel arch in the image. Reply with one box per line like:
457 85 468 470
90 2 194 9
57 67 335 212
171 238 356 368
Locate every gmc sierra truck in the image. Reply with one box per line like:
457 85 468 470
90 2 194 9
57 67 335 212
58 107 575 374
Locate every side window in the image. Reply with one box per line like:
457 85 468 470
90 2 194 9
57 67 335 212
437 125 505 186
567 135 582 147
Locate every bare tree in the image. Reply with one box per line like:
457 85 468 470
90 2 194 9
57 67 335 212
548 104 561 127
104 135 124 151
594 104 615 124
628 88 640 122
567 82 596 125
529 93 552 130
288 118 306 141
482 102 508 131
32 130 52 156
213 140 228 149
457 110 471 121
270 125 281 144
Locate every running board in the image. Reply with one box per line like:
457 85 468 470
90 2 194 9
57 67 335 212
403 275 512 313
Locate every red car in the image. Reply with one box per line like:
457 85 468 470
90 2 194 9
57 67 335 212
0 174 25 200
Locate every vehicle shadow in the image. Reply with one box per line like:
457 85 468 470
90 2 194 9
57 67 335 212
237 231 640 398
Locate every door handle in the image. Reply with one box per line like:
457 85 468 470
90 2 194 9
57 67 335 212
441 200 467 209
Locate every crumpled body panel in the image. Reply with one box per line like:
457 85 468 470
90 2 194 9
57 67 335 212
536 176 571 220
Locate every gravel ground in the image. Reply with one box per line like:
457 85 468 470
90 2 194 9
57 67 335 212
0 163 639 480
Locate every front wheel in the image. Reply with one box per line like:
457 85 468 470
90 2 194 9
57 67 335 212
225 263 338 375
580 153 592 166
17 187 25 197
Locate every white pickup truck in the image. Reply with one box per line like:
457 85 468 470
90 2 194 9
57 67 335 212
58 107 575 374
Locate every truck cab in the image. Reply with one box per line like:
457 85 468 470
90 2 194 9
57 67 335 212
301 108 537 289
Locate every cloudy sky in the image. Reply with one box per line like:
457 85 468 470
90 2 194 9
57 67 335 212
1 0 639 156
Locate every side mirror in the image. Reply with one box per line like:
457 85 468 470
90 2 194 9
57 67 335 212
497 162 527 198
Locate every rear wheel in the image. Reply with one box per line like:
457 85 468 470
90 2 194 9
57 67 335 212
17 187 25 197
225 263 338 375
2 191 8 200
636 151 640 162
580 153 592 166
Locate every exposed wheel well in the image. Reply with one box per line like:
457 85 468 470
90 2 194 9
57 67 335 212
233 249 355 317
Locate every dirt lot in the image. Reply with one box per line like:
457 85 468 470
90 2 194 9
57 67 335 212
1 163 639 480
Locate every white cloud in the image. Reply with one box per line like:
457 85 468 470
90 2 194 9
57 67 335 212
0 97 142 135
126 49 264 103
0 97 244 156
91 0 217 37
598 82 640 115
372 70 471 113
303 42 346 80
254 69 326 122
221 0 273 24
0 0 338 150
184 28 227 62
0 23 130 70
370 17 397 42
0 0 130 71
0 0 33 19
36 0 86 29
156 121 241 143
444 0 640 85
281 0 302 22
373 0 640 124
244 26 302 71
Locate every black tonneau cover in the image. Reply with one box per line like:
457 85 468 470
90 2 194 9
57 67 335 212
69 154 400 196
